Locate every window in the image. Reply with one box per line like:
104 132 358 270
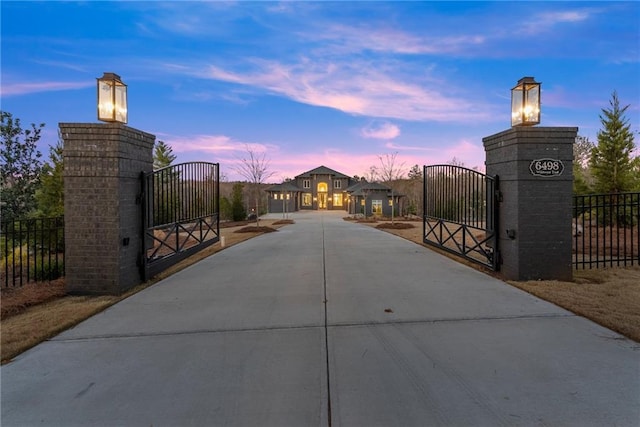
333 194 343 207
372 200 383 215
303 179 310 189
334 180 341 189
303 193 312 206
317 182 327 192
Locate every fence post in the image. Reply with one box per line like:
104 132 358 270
60 123 154 295
483 127 577 281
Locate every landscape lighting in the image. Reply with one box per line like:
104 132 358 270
97 72 127 123
511 76 540 127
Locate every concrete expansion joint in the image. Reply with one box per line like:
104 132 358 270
326 313 576 329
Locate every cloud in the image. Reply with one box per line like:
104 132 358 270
521 9 592 35
316 24 485 55
361 121 401 140
0 81 93 96
199 59 494 123
157 133 275 154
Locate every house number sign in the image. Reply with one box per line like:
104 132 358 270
529 158 564 177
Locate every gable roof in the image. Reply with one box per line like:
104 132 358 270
347 181 391 196
265 181 302 193
295 165 350 179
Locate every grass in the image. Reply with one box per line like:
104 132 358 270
1 219 290 364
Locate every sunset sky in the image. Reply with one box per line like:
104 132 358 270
2 1 639 182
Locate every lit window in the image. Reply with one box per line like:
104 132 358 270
318 182 327 192
333 194 343 207
372 200 383 215
303 193 312 206
286 194 290 200
389 199 393 206
303 179 310 189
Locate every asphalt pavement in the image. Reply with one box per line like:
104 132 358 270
2 211 639 426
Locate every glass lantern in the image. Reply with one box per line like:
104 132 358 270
511 77 540 127
97 72 127 123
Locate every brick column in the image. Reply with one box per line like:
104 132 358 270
483 127 577 281
61 123 154 295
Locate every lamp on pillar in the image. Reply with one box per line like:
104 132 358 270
97 72 128 123
511 76 540 127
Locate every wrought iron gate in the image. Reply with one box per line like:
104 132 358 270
141 162 220 280
423 165 499 270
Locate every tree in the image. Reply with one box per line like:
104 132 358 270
234 145 275 225
589 91 637 193
231 183 246 221
408 164 422 180
1 111 44 222
378 152 406 223
153 140 176 170
35 133 64 217
573 135 595 194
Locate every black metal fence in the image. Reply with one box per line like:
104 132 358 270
1 216 65 287
142 162 220 280
573 192 639 269
423 164 499 270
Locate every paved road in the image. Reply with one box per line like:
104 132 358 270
2 211 639 426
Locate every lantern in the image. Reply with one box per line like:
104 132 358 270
511 76 540 127
97 72 127 123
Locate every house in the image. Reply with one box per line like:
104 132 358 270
265 165 403 216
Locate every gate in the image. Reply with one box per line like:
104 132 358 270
141 162 220 280
423 165 499 270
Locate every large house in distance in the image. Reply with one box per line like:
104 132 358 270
265 165 402 217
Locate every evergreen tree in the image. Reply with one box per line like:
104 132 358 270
1 111 44 222
231 183 246 221
573 135 594 194
408 164 422 180
35 134 65 217
589 92 637 193
153 140 176 170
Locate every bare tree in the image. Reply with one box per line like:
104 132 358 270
234 145 276 226
378 152 406 223
364 165 379 182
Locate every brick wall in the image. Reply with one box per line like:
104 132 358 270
61 123 154 294
483 127 577 281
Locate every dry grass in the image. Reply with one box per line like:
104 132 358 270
363 218 640 343
1 220 290 364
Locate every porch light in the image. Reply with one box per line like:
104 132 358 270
511 77 540 127
97 72 127 123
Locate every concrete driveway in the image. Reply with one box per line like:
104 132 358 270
2 211 639 426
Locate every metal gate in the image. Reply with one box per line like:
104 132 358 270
423 165 499 270
141 162 220 280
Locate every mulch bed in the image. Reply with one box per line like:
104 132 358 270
376 222 416 230
272 220 295 225
1 279 67 320
234 226 277 233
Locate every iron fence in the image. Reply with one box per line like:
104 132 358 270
1 216 65 287
573 192 639 269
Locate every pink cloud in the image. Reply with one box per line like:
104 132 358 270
360 121 401 140
0 81 93 96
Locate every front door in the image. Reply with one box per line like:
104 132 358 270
318 193 327 209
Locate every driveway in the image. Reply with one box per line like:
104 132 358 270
2 211 639 426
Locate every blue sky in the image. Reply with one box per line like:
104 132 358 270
2 1 639 182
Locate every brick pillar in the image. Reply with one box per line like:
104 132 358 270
483 127 577 281
60 123 155 295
